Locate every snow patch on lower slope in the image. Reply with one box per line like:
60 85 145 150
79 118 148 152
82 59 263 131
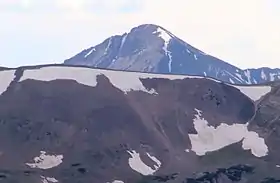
18 66 272 100
127 150 161 175
26 151 63 169
0 70 15 95
41 176 58 183
108 180 124 183
146 152 162 170
188 109 268 157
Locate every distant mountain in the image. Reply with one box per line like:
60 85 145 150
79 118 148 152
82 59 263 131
64 24 280 85
0 66 7 71
0 64 280 182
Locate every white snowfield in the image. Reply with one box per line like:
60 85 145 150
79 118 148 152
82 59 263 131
0 70 15 95
17 65 271 101
41 176 58 183
234 85 271 101
109 180 124 183
188 109 268 157
26 151 63 169
127 150 161 175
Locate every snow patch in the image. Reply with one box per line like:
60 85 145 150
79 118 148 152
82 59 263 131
41 176 58 183
19 66 272 99
244 70 252 84
194 54 198 60
242 132 268 157
154 27 172 43
235 73 244 82
261 70 267 80
234 85 271 101
26 151 63 169
146 152 161 170
20 67 158 94
153 27 173 72
0 70 15 95
269 73 277 81
224 71 242 83
84 48 95 58
166 49 173 72
119 34 127 51
20 67 98 87
105 37 112 54
253 78 257 84
229 78 235 84
107 180 124 183
188 109 268 157
127 150 161 175
112 181 124 183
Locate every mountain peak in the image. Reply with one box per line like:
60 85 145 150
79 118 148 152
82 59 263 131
64 24 280 84
129 24 174 40
131 23 166 31
64 23 180 73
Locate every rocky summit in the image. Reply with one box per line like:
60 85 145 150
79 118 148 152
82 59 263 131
64 24 280 85
0 64 280 183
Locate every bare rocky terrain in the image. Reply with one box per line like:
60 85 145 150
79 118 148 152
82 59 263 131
0 64 279 183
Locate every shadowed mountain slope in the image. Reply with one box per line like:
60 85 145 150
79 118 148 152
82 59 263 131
0 64 279 183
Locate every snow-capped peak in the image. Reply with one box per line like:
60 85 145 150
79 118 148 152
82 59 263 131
153 27 173 44
152 27 174 72
64 23 280 85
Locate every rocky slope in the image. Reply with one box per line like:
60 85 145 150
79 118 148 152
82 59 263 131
0 64 279 182
64 24 280 85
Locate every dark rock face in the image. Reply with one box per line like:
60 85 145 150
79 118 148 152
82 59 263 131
63 24 280 85
184 164 255 183
249 82 280 169
139 165 280 183
0 65 279 182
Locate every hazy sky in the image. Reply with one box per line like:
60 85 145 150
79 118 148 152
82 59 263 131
1 0 280 69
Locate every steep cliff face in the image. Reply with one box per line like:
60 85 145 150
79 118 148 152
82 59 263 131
64 24 280 85
0 64 278 183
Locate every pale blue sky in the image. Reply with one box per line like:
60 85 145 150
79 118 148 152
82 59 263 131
1 0 280 69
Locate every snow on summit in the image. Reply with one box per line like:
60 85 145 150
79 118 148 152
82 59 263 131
63 23 280 85
154 27 172 44
153 27 173 72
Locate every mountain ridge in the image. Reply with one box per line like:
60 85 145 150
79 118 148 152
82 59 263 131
2 63 277 87
0 64 280 182
63 24 280 85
